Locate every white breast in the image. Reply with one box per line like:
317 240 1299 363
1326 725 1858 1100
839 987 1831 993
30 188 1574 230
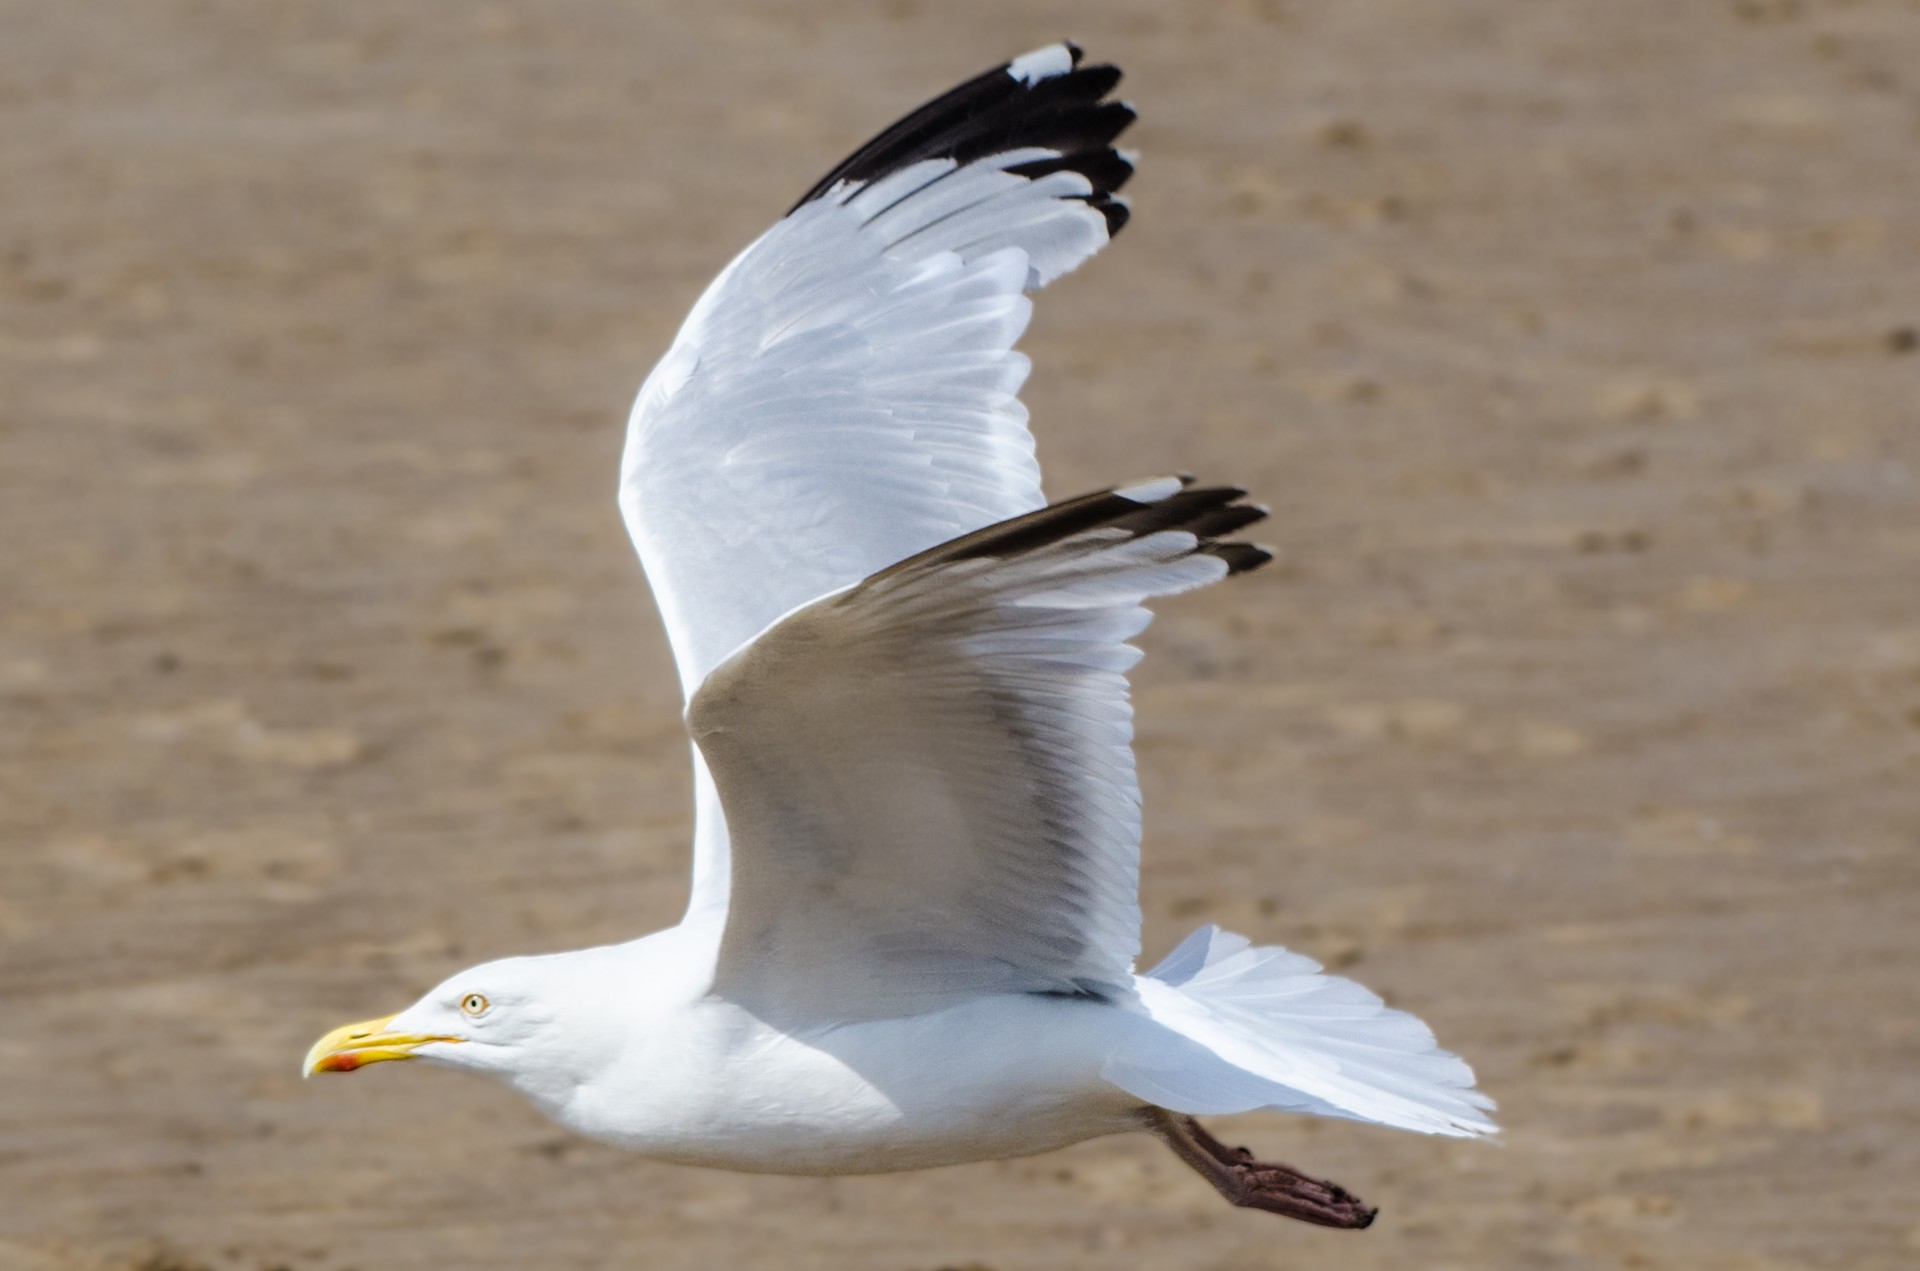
552 993 1146 1175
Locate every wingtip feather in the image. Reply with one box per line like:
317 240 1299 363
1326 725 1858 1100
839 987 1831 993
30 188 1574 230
790 45 1138 234
1007 41 1082 84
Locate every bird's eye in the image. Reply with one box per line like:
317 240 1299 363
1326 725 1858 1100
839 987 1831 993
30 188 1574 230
460 993 491 1017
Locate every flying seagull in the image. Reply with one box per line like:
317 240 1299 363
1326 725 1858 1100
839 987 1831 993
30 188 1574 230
305 41 1494 1228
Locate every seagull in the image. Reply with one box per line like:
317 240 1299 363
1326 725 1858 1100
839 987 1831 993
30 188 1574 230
304 41 1495 1228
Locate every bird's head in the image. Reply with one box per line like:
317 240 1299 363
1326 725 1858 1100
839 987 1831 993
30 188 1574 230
303 949 625 1103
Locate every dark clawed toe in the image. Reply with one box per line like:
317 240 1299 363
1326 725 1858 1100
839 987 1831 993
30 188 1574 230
1234 1166 1377 1229
1150 1109 1380 1231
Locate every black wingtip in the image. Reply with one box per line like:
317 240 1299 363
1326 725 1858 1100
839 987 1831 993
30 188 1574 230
789 46 1138 216
958 480 1266 563
1206 542 1274 576
1006 149 1135 193
864 476 1273 589
1184 501 1267 540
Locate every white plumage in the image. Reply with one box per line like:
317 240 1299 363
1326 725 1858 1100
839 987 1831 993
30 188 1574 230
693 490 1240 1019
305 42 1494 1224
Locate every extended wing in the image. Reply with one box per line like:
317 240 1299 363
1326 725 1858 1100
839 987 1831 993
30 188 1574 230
689 478 1271 1021
618 43 1136 918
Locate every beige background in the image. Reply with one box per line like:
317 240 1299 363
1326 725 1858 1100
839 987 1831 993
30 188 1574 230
3 2 1917 1268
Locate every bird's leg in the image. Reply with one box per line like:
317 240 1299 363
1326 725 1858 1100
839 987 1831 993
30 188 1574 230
1146 1108 1378 1229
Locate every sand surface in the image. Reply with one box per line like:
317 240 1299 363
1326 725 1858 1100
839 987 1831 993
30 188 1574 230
4 2 1918 1268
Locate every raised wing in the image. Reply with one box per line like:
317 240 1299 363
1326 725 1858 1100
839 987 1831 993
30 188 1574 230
618 43 1136 920
688 478 1272 1022
620 42 1135 701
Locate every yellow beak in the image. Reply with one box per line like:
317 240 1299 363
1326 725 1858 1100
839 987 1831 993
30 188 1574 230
302 1014 463 1077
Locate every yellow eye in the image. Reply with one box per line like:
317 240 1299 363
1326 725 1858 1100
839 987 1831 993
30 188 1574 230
459 993 490 1017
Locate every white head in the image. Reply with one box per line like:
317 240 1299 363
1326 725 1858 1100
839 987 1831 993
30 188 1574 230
303 948 630 1109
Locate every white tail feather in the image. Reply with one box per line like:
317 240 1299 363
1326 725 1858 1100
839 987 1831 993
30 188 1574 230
1104 926 1498 1137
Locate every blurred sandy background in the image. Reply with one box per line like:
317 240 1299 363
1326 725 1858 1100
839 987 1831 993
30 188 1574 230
3 2 1917 1268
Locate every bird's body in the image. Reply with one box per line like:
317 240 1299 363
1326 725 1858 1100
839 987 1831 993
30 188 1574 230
305 41 1494 1227
534 933 1141 1174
